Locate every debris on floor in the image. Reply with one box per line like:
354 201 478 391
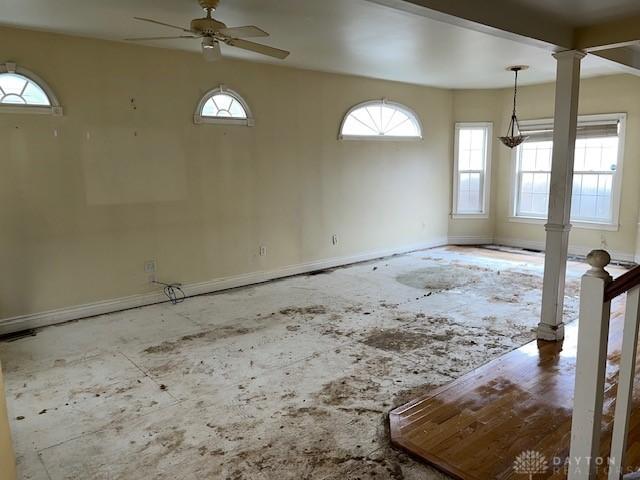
1 246 621 480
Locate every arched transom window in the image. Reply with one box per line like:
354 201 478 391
0 73 50 106
194 86 254 126
0 63 62 115
340 100 422 139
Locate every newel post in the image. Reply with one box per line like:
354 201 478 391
568 250 613 480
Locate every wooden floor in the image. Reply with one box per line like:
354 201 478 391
390 297 640 479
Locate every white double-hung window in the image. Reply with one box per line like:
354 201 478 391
512 114 626 228
452 123 492 217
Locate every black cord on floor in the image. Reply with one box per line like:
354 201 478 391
153 281 186 305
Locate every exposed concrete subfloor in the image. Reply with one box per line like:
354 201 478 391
0 246 611 480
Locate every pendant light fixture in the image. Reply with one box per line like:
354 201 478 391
499 65 529 148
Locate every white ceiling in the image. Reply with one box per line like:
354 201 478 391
0 0 630 89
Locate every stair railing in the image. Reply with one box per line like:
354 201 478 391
569 250 640 480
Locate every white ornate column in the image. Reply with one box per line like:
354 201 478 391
538 50 586 341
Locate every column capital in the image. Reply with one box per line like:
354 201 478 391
553 49 587 61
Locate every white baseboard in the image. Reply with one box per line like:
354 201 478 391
447 235 494 245
0 237 448 335
494 236 636 263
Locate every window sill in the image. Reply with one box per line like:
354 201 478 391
0 105 63 116
194 115 254 126
451 213 489 220
338 135 422 142
508 216 619 232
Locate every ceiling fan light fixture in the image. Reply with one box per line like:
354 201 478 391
127 0 290 61
202 38 222 62
499 65 529 149
202 37 216 49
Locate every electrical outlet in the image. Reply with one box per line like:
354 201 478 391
144 260 156 274
332 234 338 245
259 246 267 257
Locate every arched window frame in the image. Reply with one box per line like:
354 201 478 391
0 62 63 116
194 85 254 126
339 98 423 141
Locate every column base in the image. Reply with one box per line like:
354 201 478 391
537 322 565 341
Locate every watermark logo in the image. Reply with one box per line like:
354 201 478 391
513 450 549 479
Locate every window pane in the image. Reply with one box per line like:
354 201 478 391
457 173 482 213
228 99 245 117
459 129 471 150
366 105 383 132
386 118 419 137
201 98 217 117
579 195 597 218
468 149 483 170
532 173 549 194
535 146 552 171
470 129 484 149
458 149 470 171
459 172 470 192
468 172 481 193
531 194 548 214
521 173 534 193
520 147 534 171
584 145 602 171
380 106 396 131
342 116 377 136
519 192 533 214
596 195 611 219
581 174 598 195
21 81 50 105
0 73 27 94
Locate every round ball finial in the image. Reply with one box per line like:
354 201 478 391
587 249 611 269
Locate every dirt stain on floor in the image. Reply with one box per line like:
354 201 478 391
143 325 262 354
361 329 432 353
279 305 327 316
316 377 378 406
396 265 488 291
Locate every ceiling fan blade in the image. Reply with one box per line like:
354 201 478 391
133 16 194 33
203 42 222 62
227 39 290 59
217 26 269 38
125 35 199 41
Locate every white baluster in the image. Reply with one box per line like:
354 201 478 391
608 285 640 480
569 250 613 480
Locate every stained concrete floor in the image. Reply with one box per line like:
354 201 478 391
0 246 616 480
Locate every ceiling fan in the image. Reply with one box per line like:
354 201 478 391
125 0 290 62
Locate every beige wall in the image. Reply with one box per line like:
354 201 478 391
0 27 453 322
451 74 640 261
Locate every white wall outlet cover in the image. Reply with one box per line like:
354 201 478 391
259 246 267 256
332 235 338 245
